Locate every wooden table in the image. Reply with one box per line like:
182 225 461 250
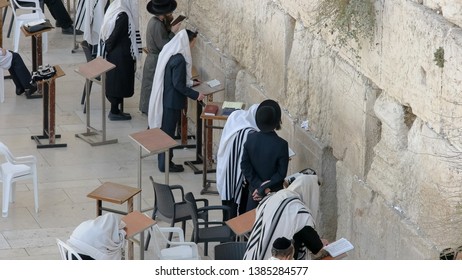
128 128 179 260
87 182 141 216
122 211 156 260
184 81 224 175
75 57 118 146
87 182 141 260
30 65 67 148
21 25 53 72
225 208 256 238
200 101 228 194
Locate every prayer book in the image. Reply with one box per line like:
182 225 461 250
289 147 296 158
324 238 354 257
206 79 221 88
170 15 186 26
222 101 244 110
204 104 219 116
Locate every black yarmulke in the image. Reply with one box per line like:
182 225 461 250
272 237 292 250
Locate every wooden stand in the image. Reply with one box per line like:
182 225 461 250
128 128 179 260
21 25 54 100
30 65 67 148
225 208 256 240
200 102 229 194
75 57 118 146
87 182 141 260
122 211 156 260
184 81 225 174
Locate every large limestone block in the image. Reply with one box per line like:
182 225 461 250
338 162 436 259
380 1 454 122
422 0 462 27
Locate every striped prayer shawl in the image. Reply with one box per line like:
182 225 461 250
243 185 316 260
98 0 142 59
221 127 256 202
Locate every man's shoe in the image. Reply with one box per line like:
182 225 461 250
15 88 25 95
55 21 62 28
62 26 83 35
108 112 132 121
159 164 184 173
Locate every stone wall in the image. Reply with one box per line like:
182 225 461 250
139 0 462 259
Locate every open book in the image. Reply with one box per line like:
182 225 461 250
324 238 354 257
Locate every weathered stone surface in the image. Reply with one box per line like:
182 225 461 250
138 0 462 259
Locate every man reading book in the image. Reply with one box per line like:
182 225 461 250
147 29 205 173
243 175 329 260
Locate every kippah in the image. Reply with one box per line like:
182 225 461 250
272 237 292 250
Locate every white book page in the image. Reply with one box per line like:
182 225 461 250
324 238 354 257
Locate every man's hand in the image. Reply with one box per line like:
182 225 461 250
0 48 6 56
197 93 205 101
171 22 181 33
252 189 262 201
192 79 201 86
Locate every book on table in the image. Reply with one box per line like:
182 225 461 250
204 104 219 116
222 101 245 116
323 238 354 257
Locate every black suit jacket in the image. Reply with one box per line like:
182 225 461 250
241 131 289 195
163 53 199 110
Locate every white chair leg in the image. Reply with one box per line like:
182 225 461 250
32 166 38 213
2 176 11 217
10 181 16 202
13 21 21 53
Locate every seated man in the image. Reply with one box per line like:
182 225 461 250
243 174 329 260
269 237 295 260
0 47 37 97
67 213 126 260
17 0 83 35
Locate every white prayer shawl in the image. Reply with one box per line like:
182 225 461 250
243 175 319 260
216 104 260 202
75 0 108 45
98 0 142 59
288 174 320 223
147 29 193 129
68 213 126 260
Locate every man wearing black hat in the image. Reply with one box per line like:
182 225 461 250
241 99 289 211
140 0 180 114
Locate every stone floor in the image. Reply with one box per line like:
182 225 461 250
0 10 222 260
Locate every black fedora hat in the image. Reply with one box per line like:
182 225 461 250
147 0 177 15
256 99 281 132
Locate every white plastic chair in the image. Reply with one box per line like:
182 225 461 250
10 0 48 53
56 238 83 260
149 224 200 260
0 141 38 218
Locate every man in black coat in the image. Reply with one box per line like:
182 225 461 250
241 99 289 211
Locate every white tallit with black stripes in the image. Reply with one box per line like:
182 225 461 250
243 174 320 260
75 0 108 45
98 0 142 59
216 104 260 203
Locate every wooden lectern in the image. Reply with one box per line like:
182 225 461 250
21 25 53 99
184 80 225 174
128 128 179 260
31 65 67 148
75 57 118 146
87 182 142 260
122 211 156 260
